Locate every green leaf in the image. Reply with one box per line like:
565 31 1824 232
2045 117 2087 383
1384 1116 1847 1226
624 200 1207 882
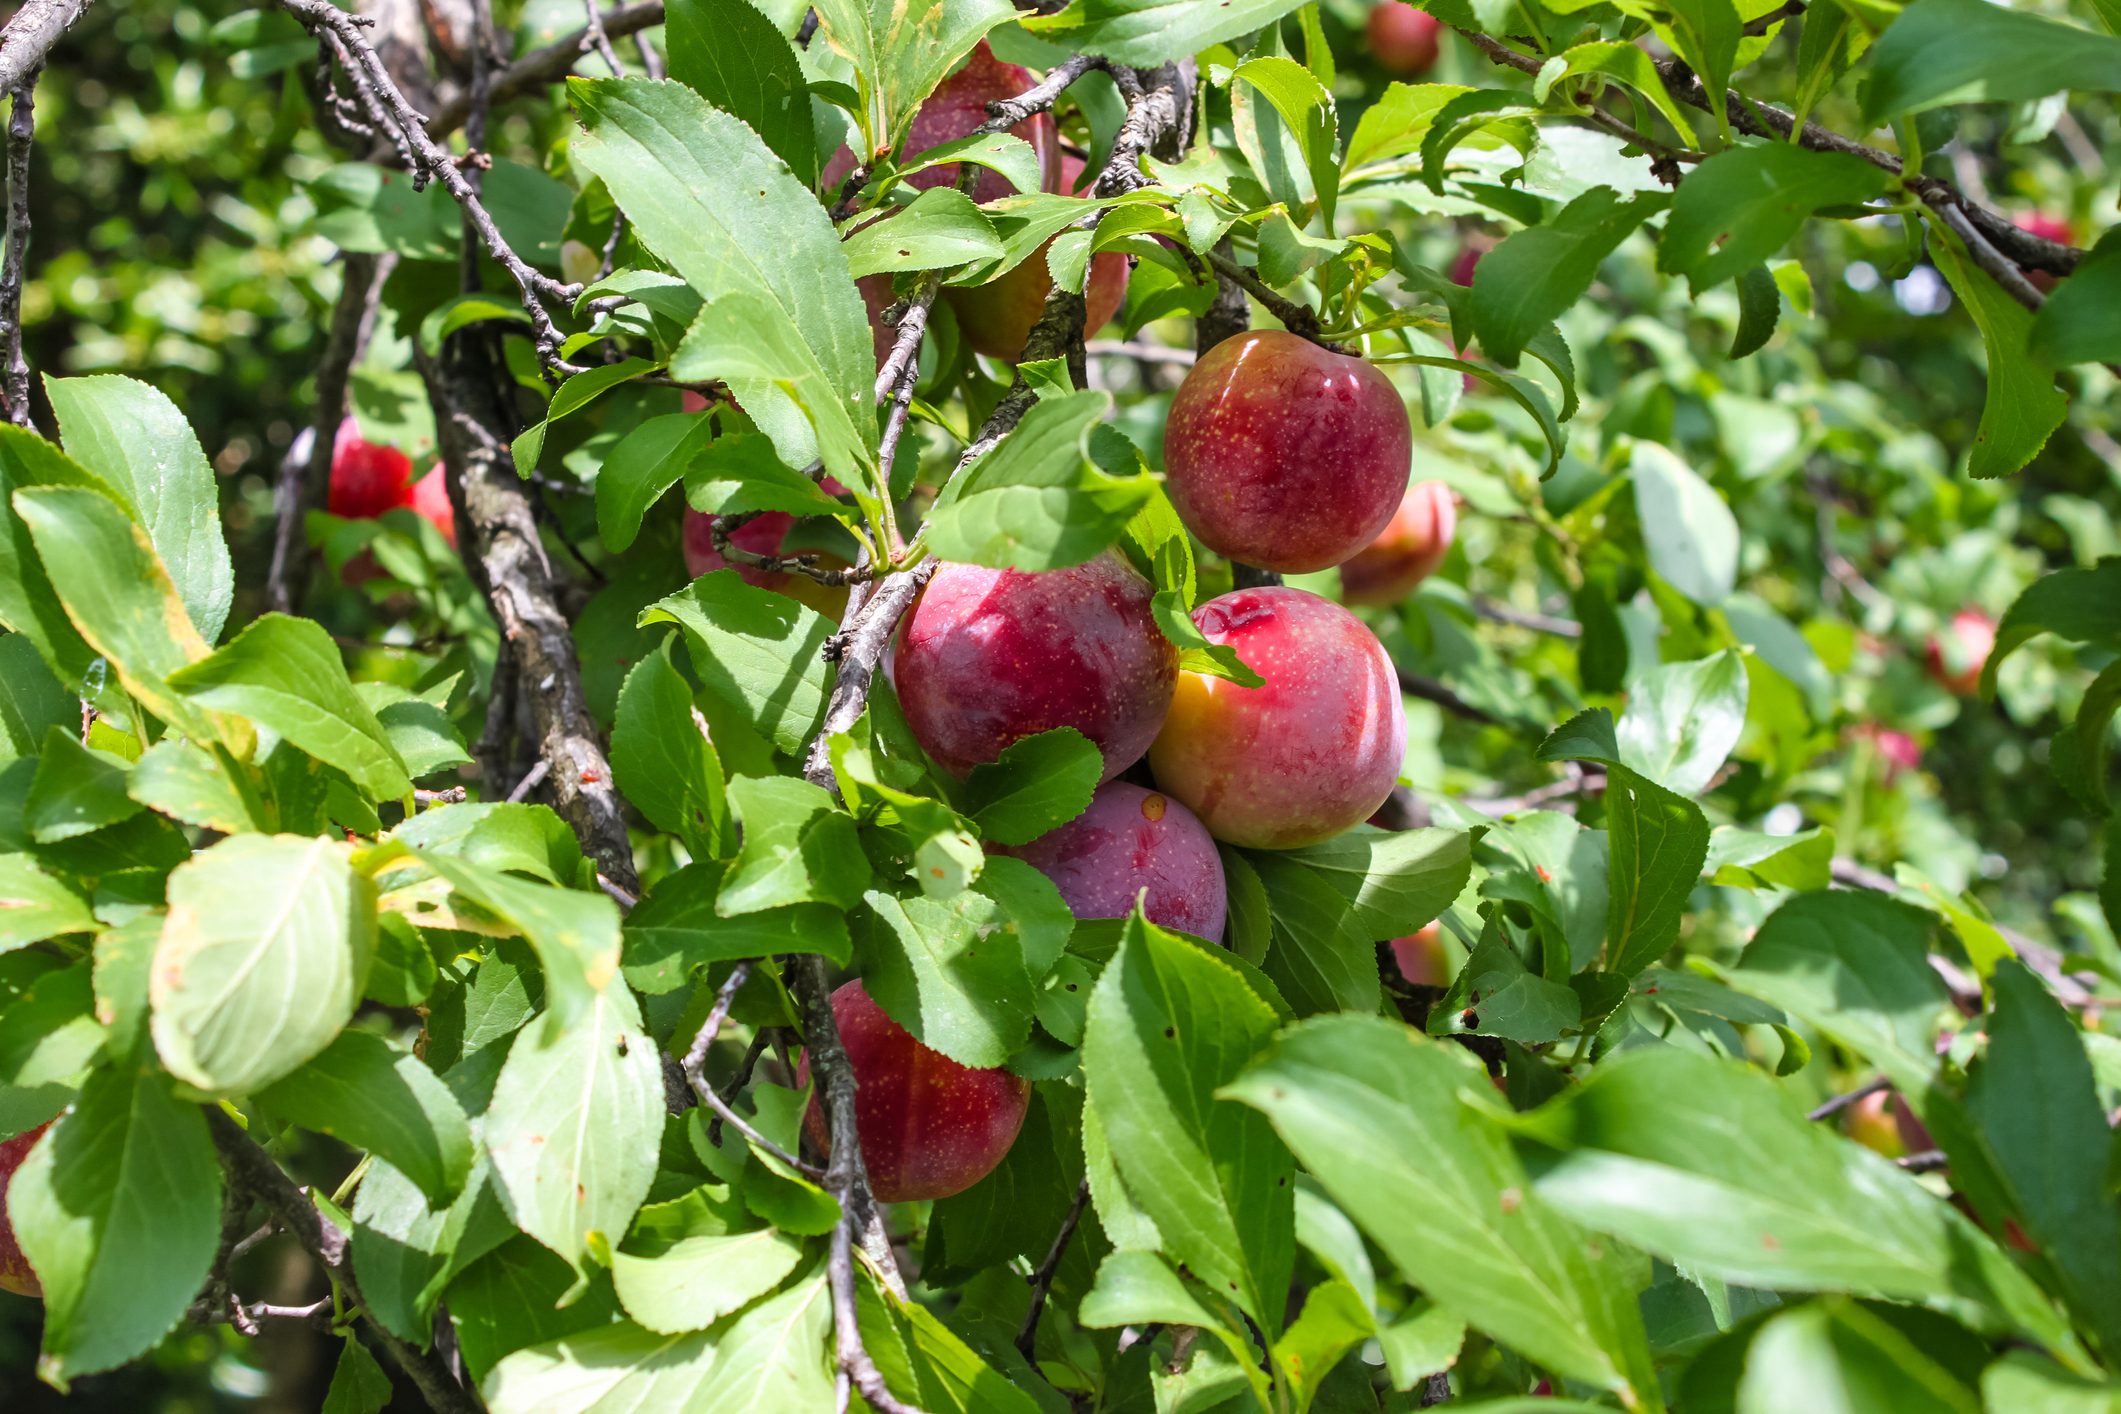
45 374 234 644
807 0 1012 154
1982 560 2121 695
0 432 111 687
1603 766 1710 977
641 570 836 756
256 1029 474 1205
0 853 97 953
26 728 140 843
1731 264 1783 358
0 631 75 760
1342 80 1472 174
1616 650 1749 796
0 958 101 1094
688 1270 835 1408
1041 0 1322 68
168 613 413 802
1083 912 1294 1334
613 641 730 860
2031 231 2121 366
896 131 1043 199
1428 926 1583 1044
126 737 260 835
1927 221 2067 479
1275 1278 1375 1411
596 412 714 554
1264 826 1475 940
1224 1015 1661 1406
1078 1249 1272 1403
485 985 664 1284
857 1274 1048 1414
957 727 1100 846
416 292 530 356
1659 144 1890 292
151 834 376 1096
1965 961 2121 1362
612 1227 808 1334
10 1064 222 1387
511 357 659 477
1469 187 1664 366
1631 441 1739 606
925 390 1157 572
570 78 874 481
350 1156 512 1344
321 1337 395 1414
859 888 1035 1067
410 851 623 1031
664 0 819 187
1736 1299 1980 1414
482 1320 720 1413
1981 1352 2121 1414
12 485 221 742
1864 0 2121 119
622 861 852 994
1725 890 1947 1097
1539 707 1622 768
1231 56 1341 232
843 186 1003 278
1516 1046 2084 1363
720 774 871 914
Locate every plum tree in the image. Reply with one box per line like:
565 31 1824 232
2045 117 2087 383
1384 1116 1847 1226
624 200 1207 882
896 554 1176 780
1366 1 1442 75
0 1122 47 1299
800 982 1029 1203
1341 480 1457 605
1003 781 1227 940
1163 330 1412 573
1149 586 1408 848
1926 608 1998 696
946 154 1129 362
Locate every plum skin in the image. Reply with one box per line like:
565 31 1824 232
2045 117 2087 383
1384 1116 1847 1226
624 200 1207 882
1162 330 1413 575
1367 1 1442 75
0 1121 49 1298
1340 480 1457 606
1925 609 1996 696
1002 782 1227 941
896 555 1177 782
1149 587 1408 849
800 982 1030 1203
948 152 1130 362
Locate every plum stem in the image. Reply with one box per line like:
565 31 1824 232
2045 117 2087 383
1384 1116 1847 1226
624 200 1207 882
1016 1179 1093 1362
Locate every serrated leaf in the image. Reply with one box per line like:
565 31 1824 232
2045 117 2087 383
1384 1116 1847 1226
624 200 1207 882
1603 765 1710 978
641 570 836 756
25 727 139 843
859 887 1035 1067
1224 1015 1660 1406
843 186 1003 278
1470 186 1664 366
1864 0 2121 120
151 834 376 1096
1083 912 1293 1333
2030 231 2121 367
957 727 1100 846
45 374 234 644
1659 144 1890 292
167 613 412 802
257 1029 474 1205
622 861 851 994
1615 650 1748 797
482 1319 721 1413
126 740 261 834
612 641 729 859
0 629 78 759
664 0 819 187
1928 222 2067 479
410 851 622 1031
612 1228 808 1334
1982 560 2121 696
0 853 97 954
10 1064 222 1387
485 985 663 1284
1731 264 1781 358
595 412 714 554
721 774 871 914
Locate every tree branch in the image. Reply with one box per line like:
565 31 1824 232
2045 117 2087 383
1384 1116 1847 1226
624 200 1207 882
1398 667 1498 724
268 250 391 614
1016 1179 1091 1361
0 72 36 428
0 0 91 96
206 1110 483 1414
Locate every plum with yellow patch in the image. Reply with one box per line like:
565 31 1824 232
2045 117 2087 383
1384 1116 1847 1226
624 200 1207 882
1149 587 1406 848
1003 781 1227 940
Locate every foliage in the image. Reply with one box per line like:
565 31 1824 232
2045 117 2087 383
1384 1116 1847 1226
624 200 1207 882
2 0 2120 1409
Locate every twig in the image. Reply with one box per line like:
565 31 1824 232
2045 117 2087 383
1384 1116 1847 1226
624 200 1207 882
677 963 827 1177
1465 765 1605 816
0 73 35 428
595 871 639 910
1897 1149 1949 1174
280 0 585 377
1471 596 1581 638
709 511 878 587
1205 246 1337 348
1807 1076 1888 1121
1809 476 1888 616
0 0 91 95
505 756 549 804
801 563 934 791
1741 0 1805 34
206 1111 483 1414
1016 1179 1091 1361
1398 667 1498 724
425 2 664 139
579 0 625 76
710 1027 777 1145
268 250 391 614
1087 339 1195 366
1456 29 2083 287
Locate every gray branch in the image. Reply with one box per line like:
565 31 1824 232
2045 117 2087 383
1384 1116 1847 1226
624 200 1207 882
0 0 91 96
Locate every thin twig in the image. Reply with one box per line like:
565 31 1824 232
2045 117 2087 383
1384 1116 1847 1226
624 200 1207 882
1897 1149 1949 1174
1205 247 1337 348
1088 339 1196 366
1398 667 1498 724
505 757 550 804
206 1111 483 1414
1741 0 1805 35
0 73 36 428
1471 596 1581 638
1464 765 1605 816
1016 1179 1091 1361
1808 1076 1889 1121
426 2 664 138
579 0 626 76
677 963 828 1177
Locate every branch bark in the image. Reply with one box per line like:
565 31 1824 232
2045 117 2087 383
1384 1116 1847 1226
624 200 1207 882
0 0 90 96
0 71 36 428
267 251 392 614
206 1110 484 1414
425 1 664 139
